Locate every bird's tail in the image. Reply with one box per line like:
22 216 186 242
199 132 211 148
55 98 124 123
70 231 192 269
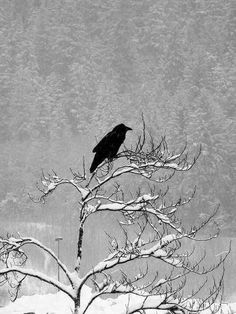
90 153 105 173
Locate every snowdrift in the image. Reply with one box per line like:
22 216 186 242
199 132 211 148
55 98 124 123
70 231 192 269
0 287 236 314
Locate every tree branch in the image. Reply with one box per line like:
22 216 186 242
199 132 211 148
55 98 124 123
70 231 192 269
0 267 75 299
0 236 74 286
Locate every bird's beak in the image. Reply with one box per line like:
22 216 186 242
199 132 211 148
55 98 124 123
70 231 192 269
126 126 132 131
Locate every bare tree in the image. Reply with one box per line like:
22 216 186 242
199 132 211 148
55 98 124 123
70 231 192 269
0 122 230 314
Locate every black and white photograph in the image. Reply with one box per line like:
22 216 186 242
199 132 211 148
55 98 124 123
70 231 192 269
0 1 235 313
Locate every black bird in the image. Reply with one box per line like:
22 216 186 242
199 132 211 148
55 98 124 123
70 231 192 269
90 123 132 173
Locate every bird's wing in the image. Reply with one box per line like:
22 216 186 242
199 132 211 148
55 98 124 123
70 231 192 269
92 130 116 153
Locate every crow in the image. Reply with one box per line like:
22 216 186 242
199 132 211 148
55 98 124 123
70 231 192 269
90 123 132 173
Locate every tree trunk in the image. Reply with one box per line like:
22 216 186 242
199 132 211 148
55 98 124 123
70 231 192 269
74 299 80 314
75 223 84 272
77 224 84 259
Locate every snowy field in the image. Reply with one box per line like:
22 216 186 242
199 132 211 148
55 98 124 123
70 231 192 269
0 289 236 314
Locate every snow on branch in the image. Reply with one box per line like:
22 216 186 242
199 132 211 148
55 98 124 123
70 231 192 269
0 236 73 285
76 202 230 313
82 230 181 284
29 168 89 203
0 235 75 299
0 266 74 299
85 187 199 238
31 121 200 206
82 266 186 314
114 116 202 179
86 141 200 197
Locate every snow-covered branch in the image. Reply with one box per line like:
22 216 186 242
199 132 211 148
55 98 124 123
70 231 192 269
81 233 178 286
0 266 74 299
29 169 89 203
0 236 74 285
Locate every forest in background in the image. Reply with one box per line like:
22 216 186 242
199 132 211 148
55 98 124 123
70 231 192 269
0 0 235 302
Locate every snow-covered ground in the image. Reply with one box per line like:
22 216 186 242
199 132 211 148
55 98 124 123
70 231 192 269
0 286 140 314
0 289 236 314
